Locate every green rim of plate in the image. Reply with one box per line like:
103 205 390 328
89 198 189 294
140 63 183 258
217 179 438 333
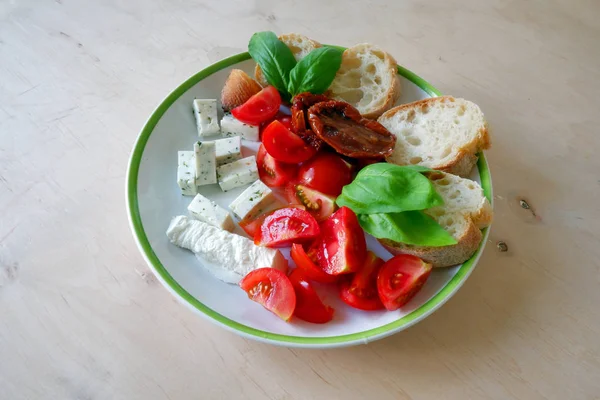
126 51 492 346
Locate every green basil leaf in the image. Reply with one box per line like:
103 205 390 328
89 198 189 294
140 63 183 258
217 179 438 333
248 31 296 99
336 163 443 214
358 211 457 247
287 47 343 96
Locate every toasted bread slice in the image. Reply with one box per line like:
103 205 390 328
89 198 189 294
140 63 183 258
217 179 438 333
327 44 401 119
378 96 490 177
380 172 493 267
254 33 321 87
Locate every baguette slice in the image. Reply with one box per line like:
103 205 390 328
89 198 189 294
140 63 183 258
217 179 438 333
254 33 321 87
379 172 493 267
327 44 401 118
378 96 490 177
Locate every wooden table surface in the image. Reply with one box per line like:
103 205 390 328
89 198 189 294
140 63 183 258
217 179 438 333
2 0 599 399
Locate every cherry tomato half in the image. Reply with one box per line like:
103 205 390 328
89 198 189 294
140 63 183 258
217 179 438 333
288 269 334 324
298 153 354 196
308 207 367 275
239 205 306 238
262 120 316 164
255 208 320 248
239 268 296 321
290 243 338 284
377 254 432 311
232 86 281 125
285 183 337 222
339 251 384 310
257 144 297 187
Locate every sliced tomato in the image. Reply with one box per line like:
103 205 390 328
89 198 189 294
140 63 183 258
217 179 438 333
308 207 367 275
339 251 384 310
232 86 281 125
259 112 292 140
298 152 354 196
377 255 433 311
257 144 297 187
239 205 306 238
255 208 320 248
239 268 296 321
290 243 338 284
262 120 316 164
285 183 337 222
288 269 334 324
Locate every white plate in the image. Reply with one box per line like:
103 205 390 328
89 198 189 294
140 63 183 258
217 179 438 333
126 52 493 348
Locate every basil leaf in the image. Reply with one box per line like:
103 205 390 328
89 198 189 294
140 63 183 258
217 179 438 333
336 163 443 214
287 47 343 96
358 212 457 247
248 31 296 99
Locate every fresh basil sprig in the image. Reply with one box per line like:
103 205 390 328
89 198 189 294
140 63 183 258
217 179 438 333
248 31 343 100
359 212 457 247
337 163 457 247
287 47 343 96
336 163 443 214
248 32 297 99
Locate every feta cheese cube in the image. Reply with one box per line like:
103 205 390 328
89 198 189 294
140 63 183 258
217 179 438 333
194 141 217 186
177 151 197 196
193 99 220 137
187 193 235 231
229 180 279 220
216 156 258 192
214 136 242 166
220 114 260 142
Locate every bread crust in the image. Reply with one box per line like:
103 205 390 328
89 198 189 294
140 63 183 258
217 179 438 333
328 44 401 119
379 218 483 268
380 96 490 177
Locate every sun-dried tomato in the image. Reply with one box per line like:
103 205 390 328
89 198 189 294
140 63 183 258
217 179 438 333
290 93 329 151
307 101 396 158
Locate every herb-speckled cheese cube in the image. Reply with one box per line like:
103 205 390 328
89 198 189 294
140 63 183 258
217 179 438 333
229 180 279 220
187 193 235 231
193 99 220 137
194 141 217 186
216 156 258 192
214 136 242 166
177 151 197 196
220 114 260 142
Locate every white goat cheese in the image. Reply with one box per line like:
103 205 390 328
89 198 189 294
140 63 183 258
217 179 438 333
166 215 288 284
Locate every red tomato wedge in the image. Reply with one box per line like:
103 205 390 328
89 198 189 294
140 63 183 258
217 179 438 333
257 144 297 187
232 86 281 125
239 205 306 238
262 120 316 164
298 152 354 196
255 208 320 248
308 207 367 275
259 112 292 141
285 183 337 222
288 269 334 324
377 254 433 311
290 244 338 284
339 251 384 310
239 268 296 321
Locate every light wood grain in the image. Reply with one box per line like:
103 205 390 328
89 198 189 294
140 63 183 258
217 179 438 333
1 0 599 399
